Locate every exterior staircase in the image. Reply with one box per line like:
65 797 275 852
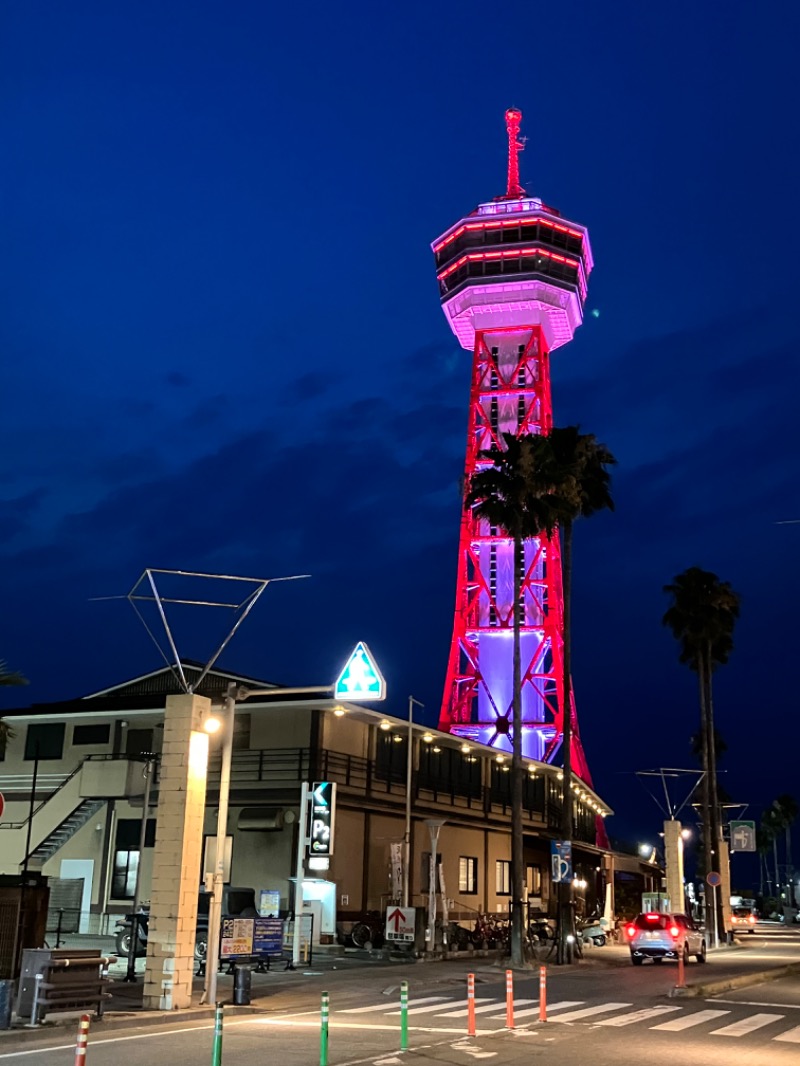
25 799 106 869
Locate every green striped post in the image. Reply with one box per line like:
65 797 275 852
400 980 409 1051
211 1003 223 1066
320 991 330 1066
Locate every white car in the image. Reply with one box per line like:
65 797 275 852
625 912 707 965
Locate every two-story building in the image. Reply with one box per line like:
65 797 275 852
0 662 621 942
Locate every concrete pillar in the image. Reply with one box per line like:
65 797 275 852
143 694 211 1010
663 819 685 913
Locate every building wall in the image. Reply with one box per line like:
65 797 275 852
0 690 612 929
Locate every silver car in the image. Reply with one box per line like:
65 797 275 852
625 912 707 965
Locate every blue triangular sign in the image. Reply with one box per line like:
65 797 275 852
334 641 386 701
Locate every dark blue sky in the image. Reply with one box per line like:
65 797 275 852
2 1 799 854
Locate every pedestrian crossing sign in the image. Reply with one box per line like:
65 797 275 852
334 641 386 701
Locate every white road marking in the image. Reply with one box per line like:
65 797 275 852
386 998 492 1015
548 1003 632 1023
255 1018 473 1033
652 1009 731 1030
596 1006 680 1027
711 1013 785 1036
489 1000 583 1020
713 998 800 1010
340 996 449 1013
435 999 537 1018
0 1022 256 1060
774 1025 800 1043
450 1040 497 1059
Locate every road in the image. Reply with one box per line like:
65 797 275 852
1 922 798 1066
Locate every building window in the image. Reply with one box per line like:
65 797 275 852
111 849 140 900
125 729 155 756
111 818 156 900
458 856 478 894
232 712 251 751
421 852 442 893
73 723 111 745
496 859 511 895
526 864 542 896
25 723 65 761
375 731 408 785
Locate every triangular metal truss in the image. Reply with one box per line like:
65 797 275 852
94 568 308 694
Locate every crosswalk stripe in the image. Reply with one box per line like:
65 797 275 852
339 997 450 1014
548 1003 632 1023
652 1009 731 1031
386 998 493 1016
711 1013 785 1037
774 1025 800 1043
435 999 537 1018
489 1000 584 1020
596 1006 681 1027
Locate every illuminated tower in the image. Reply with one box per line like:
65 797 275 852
434 109 594 780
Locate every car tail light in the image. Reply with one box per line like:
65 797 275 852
644 913 660 921
626 924 636 938
669 925 680 938
749 915 756 924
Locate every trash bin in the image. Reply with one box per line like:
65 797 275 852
0 980 13 1030
232 964 251 1006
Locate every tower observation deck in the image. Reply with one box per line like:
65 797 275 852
433 109 595 781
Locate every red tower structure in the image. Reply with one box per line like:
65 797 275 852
434 109 594 783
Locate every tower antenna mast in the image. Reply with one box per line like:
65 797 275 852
504 107 525 199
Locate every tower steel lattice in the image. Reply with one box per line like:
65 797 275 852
433 109 595 785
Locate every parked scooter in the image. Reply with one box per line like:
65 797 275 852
577 914 609 947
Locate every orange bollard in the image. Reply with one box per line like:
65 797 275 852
505 969 514 1029
467 972 476 1037
538 965 547 1022
74 1014 91 1065
676 948 686 990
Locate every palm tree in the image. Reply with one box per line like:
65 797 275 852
762 806 783 904
545 427 615 962
662 569 739 939
771 795 798 907
0 659 28 756
756 822 774 896
465 432 565 966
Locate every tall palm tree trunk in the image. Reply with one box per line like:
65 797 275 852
773 837 780 898
558 519 575 964
786 825 794 907
697 653 714 940
704 643 723 938
510 533 525 966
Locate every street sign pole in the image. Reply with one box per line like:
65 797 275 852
293 782 309 968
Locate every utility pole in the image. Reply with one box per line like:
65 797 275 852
203 683 235 1006
403 698 424 909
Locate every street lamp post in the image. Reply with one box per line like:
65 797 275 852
403 697 424 909
203 682 236 1006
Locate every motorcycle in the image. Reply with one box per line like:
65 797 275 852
114 905 208 961
528 915 555 944
577 915 610 947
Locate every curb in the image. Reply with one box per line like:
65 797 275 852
669 961 800 998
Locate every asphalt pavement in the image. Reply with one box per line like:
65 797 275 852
1 921 797 1063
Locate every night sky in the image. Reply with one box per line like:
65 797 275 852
2 2 799 857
